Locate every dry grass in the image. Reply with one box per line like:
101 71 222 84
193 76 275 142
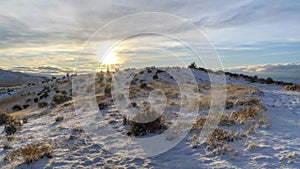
206 128 246 153
192 116 206 130
191 84 266 154
4 141 53 165
226 84 261 100
230 103 266 124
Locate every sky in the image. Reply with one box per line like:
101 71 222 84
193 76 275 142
0 0 299 83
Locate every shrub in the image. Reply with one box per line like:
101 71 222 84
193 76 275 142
4 124 17 136
33 98 39 103
130 102 137 107
153 74 158 80
55 116 64 122
23 104 30 109
126 111 167 136
98 101 108 110
12 105 22 112
104 84 112 96
206 128 245 150
3 142 13 150
61 90 67 95
219 114 236 126
140 83 148 89
23 117 28 123
231 105 265 124
225 101 234 109
235 97 260 106
0 111 13 125
25 98 31 103
285 84 300 92
192 116 206 130
4 142 53 165
188 62 197 69
38 102 48 108
52 94 71 105
41 93 49 99
266 77 274 84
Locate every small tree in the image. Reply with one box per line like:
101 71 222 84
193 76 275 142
188 62 197 69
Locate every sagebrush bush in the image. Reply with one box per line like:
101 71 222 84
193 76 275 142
130 102 137 107
4 124 17 136
192 116 206 130
285 84 300 92
104 84 112 96
61 90 67 95
98 101 108 110
55 116 64 122
231 105 265 124
23 104 30 109
140 83 148 89
235 97 260 106
206 128 245 151
219 114 236 126
0 111 13 125
52 94 71 105
4 118 23 135
38 102 48 108
4 142 53 165
12 104 22 112
126 111 168 136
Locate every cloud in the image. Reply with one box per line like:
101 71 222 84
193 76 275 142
227 62 300 84
195 0 300 29
11 65 73 76
0 0 300 73
1 0 299 47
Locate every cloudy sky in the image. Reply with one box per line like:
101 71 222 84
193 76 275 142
0 0 299 82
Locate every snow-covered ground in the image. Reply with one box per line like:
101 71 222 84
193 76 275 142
0 67 299 169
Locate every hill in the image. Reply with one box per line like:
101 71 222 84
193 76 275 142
0 69 48 87
0 67 299 168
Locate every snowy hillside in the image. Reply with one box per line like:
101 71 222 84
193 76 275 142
0 67 299 169
0 69 48 87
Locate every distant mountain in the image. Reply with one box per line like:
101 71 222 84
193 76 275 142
0 69 48 87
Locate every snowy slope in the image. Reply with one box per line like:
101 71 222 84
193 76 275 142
0 67 299 169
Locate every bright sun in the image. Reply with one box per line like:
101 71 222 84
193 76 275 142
102 50 119 65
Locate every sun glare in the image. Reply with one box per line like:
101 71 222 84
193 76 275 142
102 50 119 65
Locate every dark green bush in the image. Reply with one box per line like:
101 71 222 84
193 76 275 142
52 94 71 105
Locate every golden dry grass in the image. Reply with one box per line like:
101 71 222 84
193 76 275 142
191 84 267 154
4 141 53 165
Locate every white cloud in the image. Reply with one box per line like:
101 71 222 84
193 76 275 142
227 63 300 84
0 0 300 73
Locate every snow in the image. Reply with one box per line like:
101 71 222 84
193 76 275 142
0 67 299 168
